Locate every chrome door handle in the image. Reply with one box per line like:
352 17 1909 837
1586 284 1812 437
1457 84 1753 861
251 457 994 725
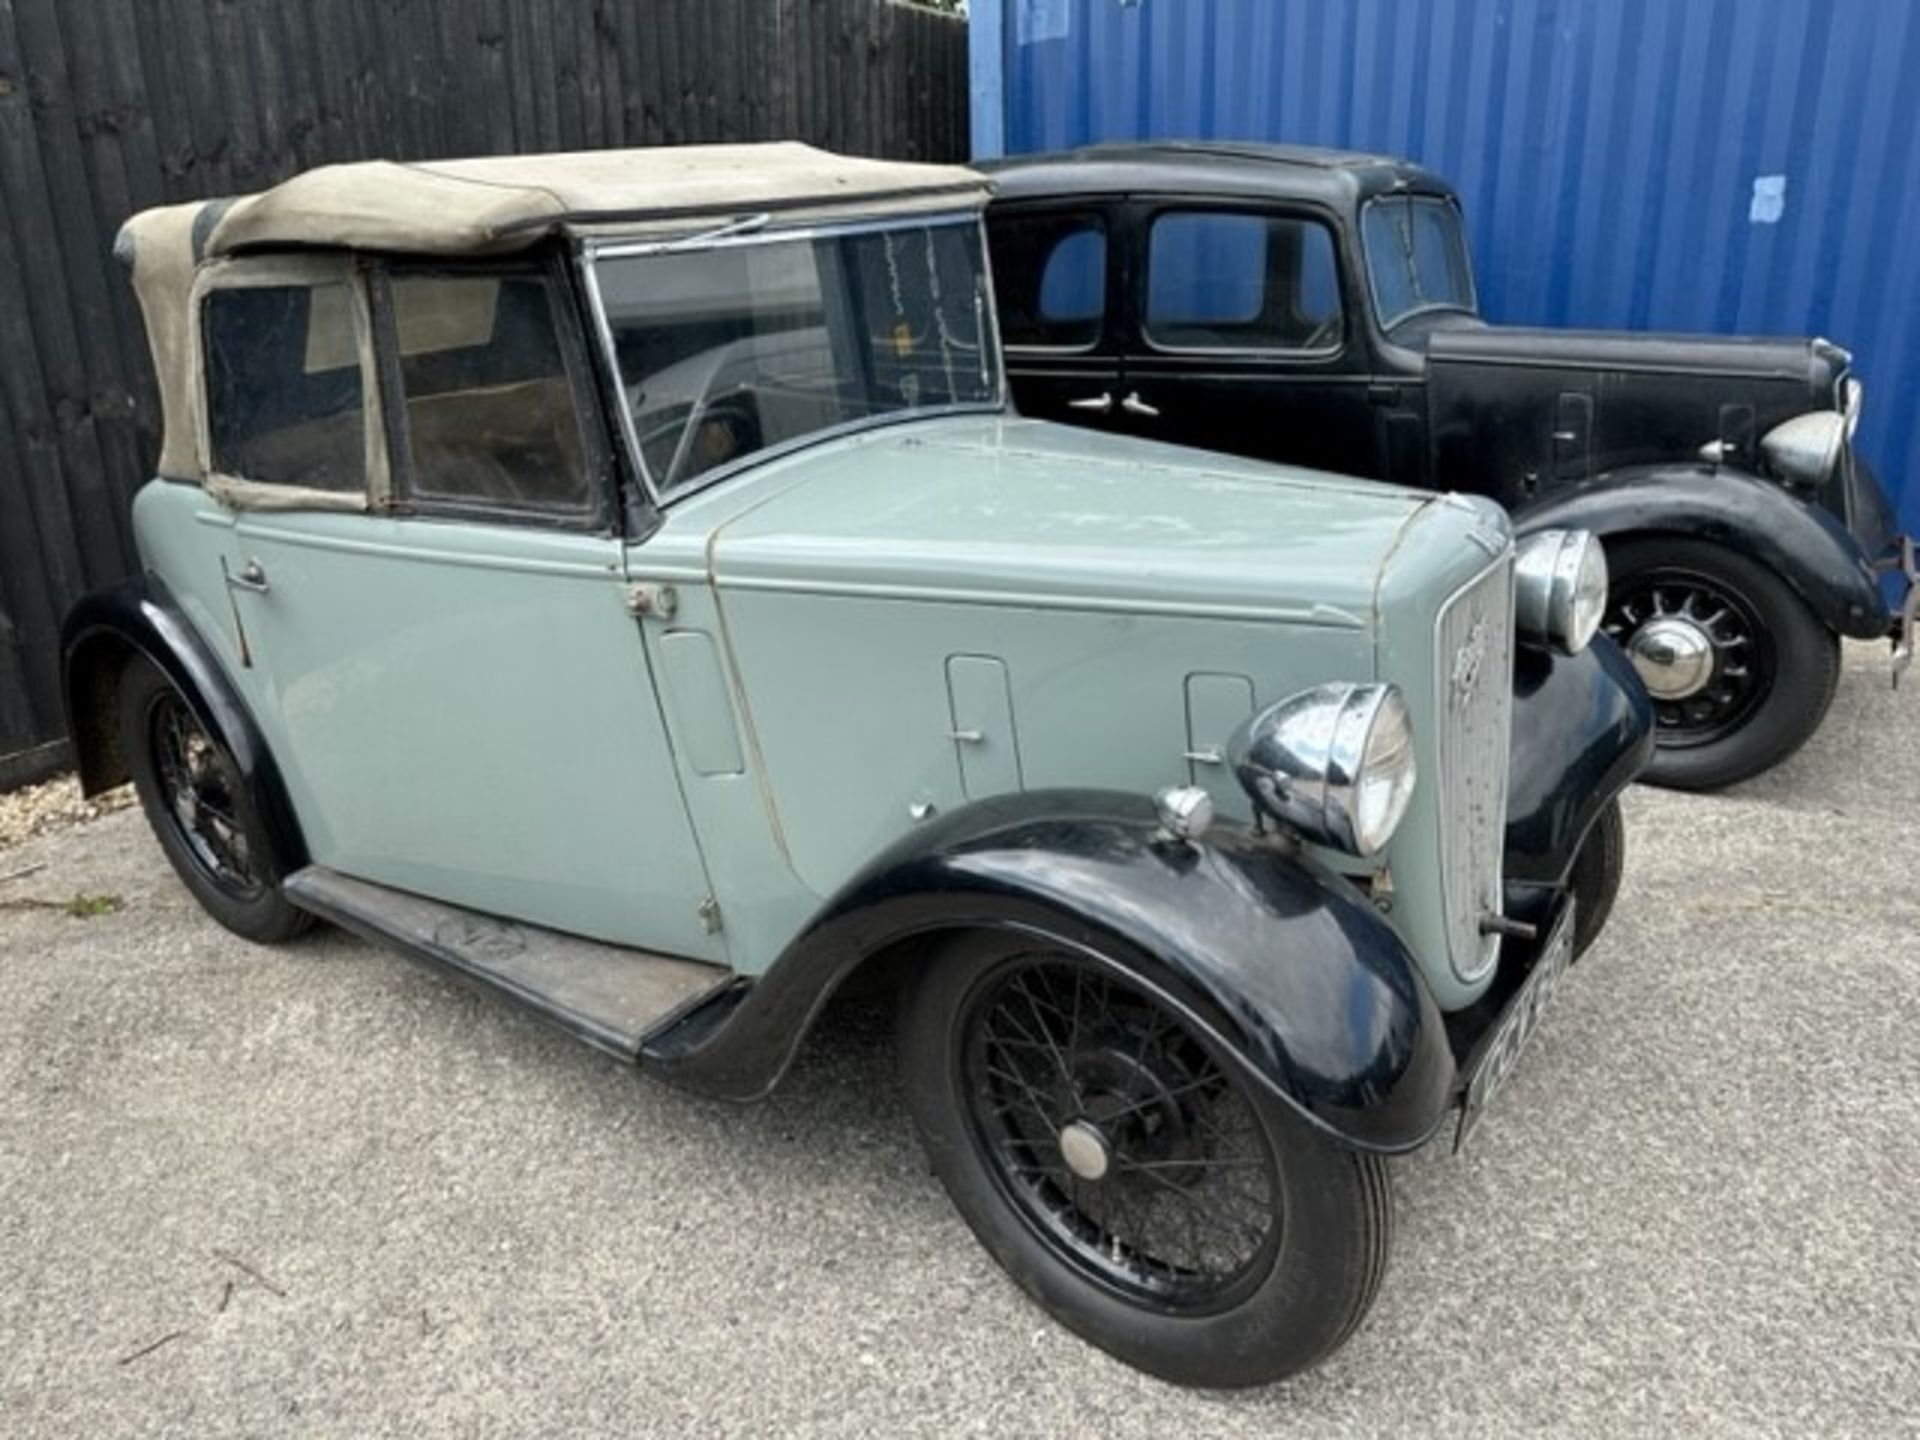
1121 391 1160 418
224 558 270 595
1068 392 1114 413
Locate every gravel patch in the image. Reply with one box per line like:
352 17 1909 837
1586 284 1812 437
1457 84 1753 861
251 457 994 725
0 775 134 857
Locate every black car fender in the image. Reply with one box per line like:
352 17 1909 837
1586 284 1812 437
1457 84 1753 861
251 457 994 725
61 572 307 878
642 789 1458 1154
1513 463 1888 639
1505 633 1653 890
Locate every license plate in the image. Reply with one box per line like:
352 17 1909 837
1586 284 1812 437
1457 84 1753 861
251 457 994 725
1455 899 1577 1151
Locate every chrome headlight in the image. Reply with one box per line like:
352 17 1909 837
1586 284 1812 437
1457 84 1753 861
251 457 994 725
1760 409 1847 489
1514 528 1607 654
1227 683 1416 857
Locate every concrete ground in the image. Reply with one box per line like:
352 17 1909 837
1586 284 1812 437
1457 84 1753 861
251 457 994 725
1 642 1915 1438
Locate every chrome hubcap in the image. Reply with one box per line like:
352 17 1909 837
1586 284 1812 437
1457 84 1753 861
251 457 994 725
1628 616 1716 700
1057 1120 1112 1182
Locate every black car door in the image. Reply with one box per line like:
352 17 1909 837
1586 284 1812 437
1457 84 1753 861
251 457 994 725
986 200 1131 433
1115 199 1383 475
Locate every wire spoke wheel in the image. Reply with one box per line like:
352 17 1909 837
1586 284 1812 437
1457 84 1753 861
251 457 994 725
117 660 308 944
960 955 1283 1314
144 689 263 900
1604 566 1776 749
902 931 1394 1386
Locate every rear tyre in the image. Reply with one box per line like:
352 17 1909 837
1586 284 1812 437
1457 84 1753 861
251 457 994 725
118 659 310 944
899 931 1391 1388
1568 798 1625 959
1604 536 1840 791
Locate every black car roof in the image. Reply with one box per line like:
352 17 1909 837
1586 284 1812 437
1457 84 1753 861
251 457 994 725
981 141 1457 210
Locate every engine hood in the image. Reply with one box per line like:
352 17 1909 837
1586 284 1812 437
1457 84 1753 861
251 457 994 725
703 415 1490 626
1424 322 1854 510
1427 323 1846 393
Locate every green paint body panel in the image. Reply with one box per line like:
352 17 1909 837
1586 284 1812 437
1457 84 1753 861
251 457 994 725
1184 672 1255 804
632 414 1510 1007
134 481 728 964
135 408 1510 1009
658 630 746 777
945 654 1022 796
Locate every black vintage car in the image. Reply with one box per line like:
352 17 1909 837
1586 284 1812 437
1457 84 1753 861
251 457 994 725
984 142 1916 790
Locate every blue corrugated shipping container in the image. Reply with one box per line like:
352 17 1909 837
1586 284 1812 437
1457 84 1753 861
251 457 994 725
970 0 1920 535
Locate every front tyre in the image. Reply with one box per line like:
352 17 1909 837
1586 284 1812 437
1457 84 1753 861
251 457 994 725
119 659 310 945
899 932 1391 1388
1604 536 1840 791
1568 798 1625 959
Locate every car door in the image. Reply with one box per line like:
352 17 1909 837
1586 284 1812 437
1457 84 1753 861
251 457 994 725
985 200 1132 432
198 254 727 962
1117 200 1383 475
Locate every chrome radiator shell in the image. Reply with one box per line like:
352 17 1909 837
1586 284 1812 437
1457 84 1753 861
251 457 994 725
1433 552 1516 981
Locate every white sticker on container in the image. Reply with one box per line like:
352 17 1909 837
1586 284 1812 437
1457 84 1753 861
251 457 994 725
1749 174 1787 225
1017 0 1071 45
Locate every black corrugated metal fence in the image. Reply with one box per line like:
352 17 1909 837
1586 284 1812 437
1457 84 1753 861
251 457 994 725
0 0 968 789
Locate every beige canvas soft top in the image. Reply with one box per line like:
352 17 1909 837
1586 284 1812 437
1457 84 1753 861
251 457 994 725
114 142 992 482
198 142 989 257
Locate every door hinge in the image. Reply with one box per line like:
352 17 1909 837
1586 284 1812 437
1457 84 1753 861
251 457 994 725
697 896 723 934
627 582 678 621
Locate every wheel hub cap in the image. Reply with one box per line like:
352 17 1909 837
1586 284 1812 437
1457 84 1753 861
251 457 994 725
1628 617 1716 699
1057 1120 1112 1181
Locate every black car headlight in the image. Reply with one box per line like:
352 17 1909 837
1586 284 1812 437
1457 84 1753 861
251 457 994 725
1227 683 1416 857
1514 529 1607 654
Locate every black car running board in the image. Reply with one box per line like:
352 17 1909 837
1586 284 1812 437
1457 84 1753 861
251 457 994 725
283 866 734 1062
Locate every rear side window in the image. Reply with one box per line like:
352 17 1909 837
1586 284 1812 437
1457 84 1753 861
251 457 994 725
988 211 1108 350
204 283 366 491
389 272 593 516
1145 211 1344 353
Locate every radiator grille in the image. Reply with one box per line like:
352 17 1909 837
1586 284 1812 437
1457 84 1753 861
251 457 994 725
1434 553 1515 981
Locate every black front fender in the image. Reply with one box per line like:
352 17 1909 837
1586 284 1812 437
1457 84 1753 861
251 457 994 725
1515 464 1888 638
61 572 306 878
643 790 1457 1154
1505 633 1654 887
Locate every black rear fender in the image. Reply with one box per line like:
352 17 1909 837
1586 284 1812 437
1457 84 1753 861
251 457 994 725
1515 464 1888 638
61 573 306 878
642 790 1458 1155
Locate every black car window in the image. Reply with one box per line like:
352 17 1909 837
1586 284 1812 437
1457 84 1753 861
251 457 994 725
989 211 1107 350
1363 196 1476 329
204 283 366 491
389 271 593 516
1145 211 1343 353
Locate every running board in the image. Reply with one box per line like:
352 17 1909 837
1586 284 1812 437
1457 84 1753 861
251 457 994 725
283 866 734 1061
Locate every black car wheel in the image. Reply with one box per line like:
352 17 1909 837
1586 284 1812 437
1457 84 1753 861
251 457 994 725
899 931 1391 1388
1603 536 1839 791
1568 798 1625 959
119 659 310 944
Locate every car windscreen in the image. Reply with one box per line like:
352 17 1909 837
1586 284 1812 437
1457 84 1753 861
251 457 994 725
1362 196 1477 330
593 219 1001 496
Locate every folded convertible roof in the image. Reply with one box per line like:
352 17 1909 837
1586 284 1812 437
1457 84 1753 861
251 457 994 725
175 142 991 259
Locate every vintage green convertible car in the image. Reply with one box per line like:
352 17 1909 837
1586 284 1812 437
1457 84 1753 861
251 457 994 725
65 145 1651 1387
